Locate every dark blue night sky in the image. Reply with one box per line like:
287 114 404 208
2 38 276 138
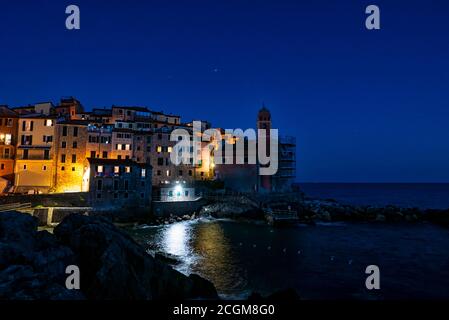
0 0 448 182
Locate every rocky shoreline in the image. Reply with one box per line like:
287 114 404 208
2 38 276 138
196 193 449 227
2 191 448 300
0 210 299 300
0 211 217 300
298 198 449 227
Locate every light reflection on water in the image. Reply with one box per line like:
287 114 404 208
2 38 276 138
162 222 190 256
127 219 449 299
158 221 196 274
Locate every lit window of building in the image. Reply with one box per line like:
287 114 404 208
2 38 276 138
97 165 103 173
45 119 53 127
168 146 172 153
141 168 146 177
157 146 162 153
0 134 11 145
114 166 119 174
125 166 131 173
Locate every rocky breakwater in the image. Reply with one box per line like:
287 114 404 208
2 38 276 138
299 198 449 227
199 195 263 219
0 211 218 300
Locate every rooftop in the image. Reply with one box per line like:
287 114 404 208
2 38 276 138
0 106 18 118
112 105 150 113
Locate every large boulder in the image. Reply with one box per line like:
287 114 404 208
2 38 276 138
0 211 218 300
0 211 38 251
0 211 83 300
54 214 218 300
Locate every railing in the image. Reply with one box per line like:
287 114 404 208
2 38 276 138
0 202 32 212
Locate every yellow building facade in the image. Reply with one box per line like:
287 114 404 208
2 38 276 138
14 115 57 193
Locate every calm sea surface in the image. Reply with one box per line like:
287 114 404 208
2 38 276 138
127 219 449 300
126 184 449 299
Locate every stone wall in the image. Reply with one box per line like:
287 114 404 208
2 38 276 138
152 198 206 217
0 192 88 207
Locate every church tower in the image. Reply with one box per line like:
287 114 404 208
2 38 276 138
257 105 272 192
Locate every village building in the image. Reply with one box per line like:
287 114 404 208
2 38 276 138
11 105 36 115
14 114 57 193
156 182 198 202
111 106 152 123
55 97 84 120
88 108 113 125
132 131 152 164
0 106 19 191
86 124 113 159
0 98 295 197
149 126 197 186
84 158 152 208
54 120 89 192
111 128 134 160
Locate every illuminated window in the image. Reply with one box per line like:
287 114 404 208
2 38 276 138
125 166 131 173
45 119 53 127
166 170 170 177
116 144 122 150
114 166 119 174
157 146 162 153
0 134 11 145
125 144 131 150
97 165 103 173
141 168 146 177
167 146 172 153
